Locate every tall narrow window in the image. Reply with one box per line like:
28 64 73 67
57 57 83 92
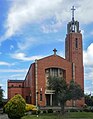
75 38 78 48
11 85 14 87
19 85 21 87
40 94 42 101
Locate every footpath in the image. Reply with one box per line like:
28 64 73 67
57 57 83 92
0 114 9 119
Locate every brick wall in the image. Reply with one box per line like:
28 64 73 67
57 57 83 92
36 55 72 106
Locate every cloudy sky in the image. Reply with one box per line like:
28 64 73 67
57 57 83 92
0 0 93 98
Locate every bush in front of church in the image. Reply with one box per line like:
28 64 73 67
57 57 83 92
25 104 37 112
4 94 26 119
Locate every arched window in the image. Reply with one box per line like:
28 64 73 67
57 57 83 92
45 68 65 89
45 68 64 78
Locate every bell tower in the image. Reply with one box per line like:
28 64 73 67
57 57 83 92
65 6 84 90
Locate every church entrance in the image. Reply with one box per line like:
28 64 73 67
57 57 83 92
46 94 54 106
46 94 50 106
46 94 59 106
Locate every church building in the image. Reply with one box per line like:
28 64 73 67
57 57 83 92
8 6 84 107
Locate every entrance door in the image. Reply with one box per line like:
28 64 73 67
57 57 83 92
46 95 50 106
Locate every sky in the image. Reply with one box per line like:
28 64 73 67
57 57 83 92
0 0 93 98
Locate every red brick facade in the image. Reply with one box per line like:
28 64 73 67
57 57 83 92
8 14 84 107
8 80 23 100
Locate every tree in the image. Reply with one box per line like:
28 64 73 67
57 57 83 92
0 86 3 107
69 80 84 106
4 94 26 119
48 76 84 114
85 94 93 106
48 76 70 113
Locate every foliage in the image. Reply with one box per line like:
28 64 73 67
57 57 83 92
37 110 41 114
85 94 93 106
48 76 70 113
48 76 84 114
31 110 37 115
43 110 47 113
26 104 37 112
26 104 38 115
83 106 93 112
69 80 84 100
48 109 53 113
4 94 26 119
48 76 70 101
68 108 79 112
0 86 3 106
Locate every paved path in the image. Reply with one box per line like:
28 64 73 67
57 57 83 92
0 114 9 119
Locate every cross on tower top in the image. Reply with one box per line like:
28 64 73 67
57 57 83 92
71 6 76 23
53 48 57 55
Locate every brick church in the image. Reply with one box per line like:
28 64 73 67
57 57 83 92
8 6 84 107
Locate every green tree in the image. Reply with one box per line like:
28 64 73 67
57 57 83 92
48 76 84 114
85 94 93 106
69 80 84 106
0 86 3 107
4 94 26 119
48 76 70 113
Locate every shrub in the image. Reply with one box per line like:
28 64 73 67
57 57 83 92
83 106 93 112
25 104 37 112
4 94 26 119
37 110 41 114
43 110 47 113
83 108 90 112
69 108 79 112
32 110 37 115
31 110 41 115
48 109 53 113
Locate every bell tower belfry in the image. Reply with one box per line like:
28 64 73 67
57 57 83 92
67 6 80 33
65 6 84 91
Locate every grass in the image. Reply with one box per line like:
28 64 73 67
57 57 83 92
22 112 93 119
22 114 57 119
66 112 93 118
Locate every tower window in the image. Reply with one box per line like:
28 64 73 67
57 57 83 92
40 94 42 101
19 85 21 87
75 38 78 48
11 85 14 87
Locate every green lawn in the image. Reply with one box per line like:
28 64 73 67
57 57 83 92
22 112 93 119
